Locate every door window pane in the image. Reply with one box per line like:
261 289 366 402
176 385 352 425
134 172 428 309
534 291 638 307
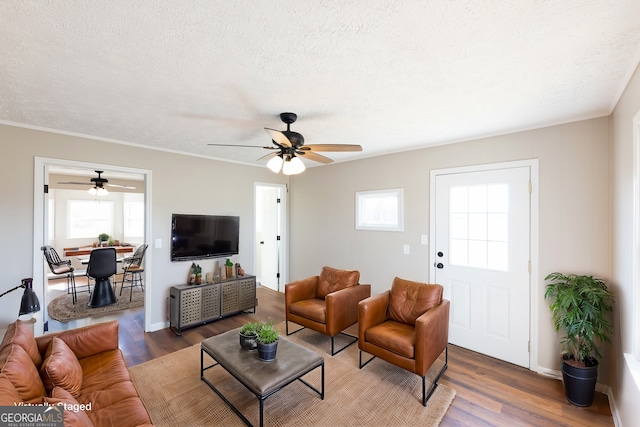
449 184 509 271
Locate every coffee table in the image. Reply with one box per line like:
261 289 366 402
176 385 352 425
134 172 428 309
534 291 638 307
201 328 324 427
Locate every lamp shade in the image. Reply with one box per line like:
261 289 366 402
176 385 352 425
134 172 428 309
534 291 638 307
282 156 306 175
266 155 284 173
19 278 40 316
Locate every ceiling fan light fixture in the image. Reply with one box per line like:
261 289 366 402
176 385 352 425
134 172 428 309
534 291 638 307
282 156 305 175
266 155 284 173
88 185 108 196
88 187 97 196
97 187 109 196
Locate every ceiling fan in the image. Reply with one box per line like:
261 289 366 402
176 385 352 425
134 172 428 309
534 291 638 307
57 170 136 195
207 112 362 175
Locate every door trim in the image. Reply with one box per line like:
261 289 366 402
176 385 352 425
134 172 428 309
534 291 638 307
429 159 539 370
33 157 153 333
254 182 288 292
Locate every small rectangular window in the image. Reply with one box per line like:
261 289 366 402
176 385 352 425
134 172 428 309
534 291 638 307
356 188 404 231
67 200 114 239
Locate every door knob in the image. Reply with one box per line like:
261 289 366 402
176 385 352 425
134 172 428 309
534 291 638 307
436 263 444 269
437 251 444 257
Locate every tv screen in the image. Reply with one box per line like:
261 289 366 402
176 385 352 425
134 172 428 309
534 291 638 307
171 214 239 261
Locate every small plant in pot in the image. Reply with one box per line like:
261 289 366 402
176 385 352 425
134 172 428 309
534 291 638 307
256 321 279 362
544 272 614 407
239 321 260 351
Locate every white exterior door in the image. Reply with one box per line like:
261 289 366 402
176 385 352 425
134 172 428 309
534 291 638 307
431 164 532 368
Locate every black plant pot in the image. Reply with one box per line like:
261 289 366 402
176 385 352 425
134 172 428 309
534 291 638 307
257 340 278 362
561 355 598 407
239 332 257 351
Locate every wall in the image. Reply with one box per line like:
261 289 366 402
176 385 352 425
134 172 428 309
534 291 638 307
288 117 611 381
609 61 640 426
0 124 288 332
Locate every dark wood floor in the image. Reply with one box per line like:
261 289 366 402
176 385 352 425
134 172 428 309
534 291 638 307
109 286 613 427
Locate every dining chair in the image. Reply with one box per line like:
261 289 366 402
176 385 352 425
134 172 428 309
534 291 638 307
119 244 148 301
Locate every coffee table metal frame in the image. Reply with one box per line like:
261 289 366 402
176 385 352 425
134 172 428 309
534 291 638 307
201 337 325 427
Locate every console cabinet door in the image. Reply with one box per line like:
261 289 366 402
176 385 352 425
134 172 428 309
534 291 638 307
221 282 239 316
238 278 256 311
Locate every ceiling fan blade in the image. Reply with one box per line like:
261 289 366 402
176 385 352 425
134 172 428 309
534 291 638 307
257 152 278 162
264 128 292 147
208 143 276 149
300 144 363 152
299 151 333 164
57 181 90 185
107 183 136 190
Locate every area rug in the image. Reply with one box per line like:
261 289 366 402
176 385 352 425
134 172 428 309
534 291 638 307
47 285 144 322
129 323 455 426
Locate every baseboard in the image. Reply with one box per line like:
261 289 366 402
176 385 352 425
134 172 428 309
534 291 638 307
148 321 168 333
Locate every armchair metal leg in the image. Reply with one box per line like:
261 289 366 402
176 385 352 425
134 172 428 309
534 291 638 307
285 321 305 336
359 350 376 369
422 346 448 406
331 332 358 356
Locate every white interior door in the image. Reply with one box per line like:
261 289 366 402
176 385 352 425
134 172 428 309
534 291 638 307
432 165 531 367
255 184 284 291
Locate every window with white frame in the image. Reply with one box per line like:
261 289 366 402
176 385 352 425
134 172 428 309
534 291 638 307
67 200 114 239
356 188 404 231
123 194 144 240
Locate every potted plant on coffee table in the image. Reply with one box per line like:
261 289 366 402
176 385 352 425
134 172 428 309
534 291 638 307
239 321 260 351
544 272 614 407
256 321 279 362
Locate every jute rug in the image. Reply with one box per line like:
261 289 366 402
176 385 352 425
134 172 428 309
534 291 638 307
129 323 455 426
47 285 144 322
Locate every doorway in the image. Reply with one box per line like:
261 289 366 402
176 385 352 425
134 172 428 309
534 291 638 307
429 160 538 368
254 183 287 292
33 157 153 334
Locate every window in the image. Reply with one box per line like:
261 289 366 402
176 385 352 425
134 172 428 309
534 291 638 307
449 183 509 271
123 194 144 240
356 188 403 231
67 200 114 239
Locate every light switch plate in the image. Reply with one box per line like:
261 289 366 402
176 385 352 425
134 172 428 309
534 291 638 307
403 244 410 255
155 238 162 249
420 234 428 245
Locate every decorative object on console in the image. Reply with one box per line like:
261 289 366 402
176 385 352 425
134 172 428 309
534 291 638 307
236 263 245 277
225 258 234 279
0 278 40 319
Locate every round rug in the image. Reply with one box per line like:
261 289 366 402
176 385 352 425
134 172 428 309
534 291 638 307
47 285 144 322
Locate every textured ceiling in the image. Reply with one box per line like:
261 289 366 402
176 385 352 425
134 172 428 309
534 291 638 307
2 1 640 169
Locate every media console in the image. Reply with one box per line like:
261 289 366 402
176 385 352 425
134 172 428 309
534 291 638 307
169 275 256 335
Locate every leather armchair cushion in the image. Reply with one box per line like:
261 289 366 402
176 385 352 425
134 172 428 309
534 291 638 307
315 266 360 299
46 387 94 427
0 373 24 406
288 298 326 324
365 319 416 359
0 344 46 402
40 337 83 397
0 320 43 368
388 277 443 325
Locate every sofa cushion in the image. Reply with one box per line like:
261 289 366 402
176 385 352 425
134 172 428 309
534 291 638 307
40 337 83 397
46 387 94 427
315 267 360 299
365 319 416 358
288 298 326 324
388 277 443 325
0 344 46 402
0 320 42 368
0 373 24 406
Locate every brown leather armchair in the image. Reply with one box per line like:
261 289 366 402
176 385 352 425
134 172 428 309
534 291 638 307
358 277 450 405
285 266 371 355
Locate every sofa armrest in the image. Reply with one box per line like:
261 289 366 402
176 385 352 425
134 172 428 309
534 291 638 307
358 291 390 343
325 284 371 336
285 276 318 307
415 299 450 376
36 321 119 360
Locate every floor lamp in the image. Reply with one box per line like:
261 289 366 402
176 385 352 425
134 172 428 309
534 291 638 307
0 278 41 319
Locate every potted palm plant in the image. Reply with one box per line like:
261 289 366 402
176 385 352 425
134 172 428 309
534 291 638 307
256 321 279 362
544 272 614 406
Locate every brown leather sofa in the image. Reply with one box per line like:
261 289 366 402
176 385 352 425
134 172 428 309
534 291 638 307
285 266 371 355
0 319 152 426
358 277 450 405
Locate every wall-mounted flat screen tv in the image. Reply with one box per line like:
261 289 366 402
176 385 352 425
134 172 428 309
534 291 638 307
171 214 239 261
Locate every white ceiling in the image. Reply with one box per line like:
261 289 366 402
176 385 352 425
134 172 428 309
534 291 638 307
2 1 640 169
